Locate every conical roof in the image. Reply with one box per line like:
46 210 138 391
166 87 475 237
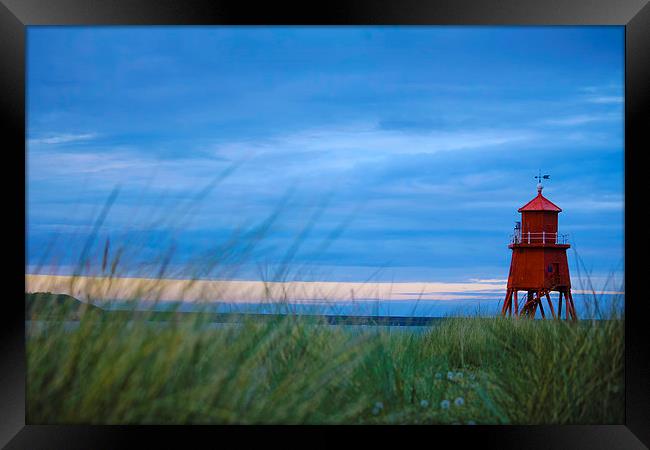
518 187 562 212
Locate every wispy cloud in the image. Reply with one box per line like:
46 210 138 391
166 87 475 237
586 95 624 104
560 198 624 212
27 148 232 195
469 278 508 283
209 123 538 176
541 114 619 126
579 84 624 105
27 123 538 201
28 150 154 176
28 133 98 145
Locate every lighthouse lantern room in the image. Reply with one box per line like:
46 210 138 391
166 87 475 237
502 173 576 320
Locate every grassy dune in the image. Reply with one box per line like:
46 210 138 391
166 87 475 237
25 188 624 424
26 302 624 425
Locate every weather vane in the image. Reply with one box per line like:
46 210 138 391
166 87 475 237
534 170 550 194
534 170 550 184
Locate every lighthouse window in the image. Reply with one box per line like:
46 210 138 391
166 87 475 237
548 264 553 273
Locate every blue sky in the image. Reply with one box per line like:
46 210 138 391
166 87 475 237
26 26 624 285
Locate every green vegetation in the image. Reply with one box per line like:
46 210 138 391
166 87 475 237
26 304 624 425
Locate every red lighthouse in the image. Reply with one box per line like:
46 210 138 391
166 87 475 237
502 174 577 320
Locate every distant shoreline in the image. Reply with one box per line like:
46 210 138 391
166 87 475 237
25 274 508 303
25 274 623 304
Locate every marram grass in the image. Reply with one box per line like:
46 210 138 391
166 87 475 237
26 303 623 425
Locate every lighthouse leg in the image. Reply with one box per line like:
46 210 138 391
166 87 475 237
502 289 513 317
526 291 535 318
568 291 577 321
528 291 538 318
545 292 556 319
557 291 563 318
514 291 519 316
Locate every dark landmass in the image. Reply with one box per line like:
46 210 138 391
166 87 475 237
26 292 104 320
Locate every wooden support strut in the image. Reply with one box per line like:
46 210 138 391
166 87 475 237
545 292 556 319
520 291 534 318
506 289 574 321
501 289 512 316
514 289 577 321
514 291 519 316
568 290 577 321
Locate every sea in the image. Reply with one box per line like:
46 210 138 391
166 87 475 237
99 292 624 321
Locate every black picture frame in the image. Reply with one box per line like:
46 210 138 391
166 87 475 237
1 0 648 447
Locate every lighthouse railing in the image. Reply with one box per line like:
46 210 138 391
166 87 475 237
510 232 569 245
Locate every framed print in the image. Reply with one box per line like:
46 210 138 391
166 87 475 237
1 0 648 448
